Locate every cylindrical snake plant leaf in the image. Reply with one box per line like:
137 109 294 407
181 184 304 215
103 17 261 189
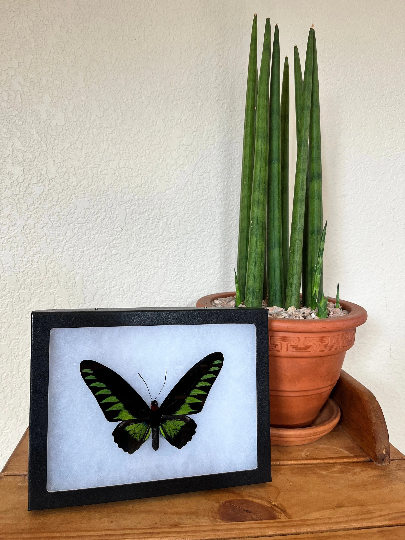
295 44 310 305
306 30 323 310
280 56 289 296
294 46 303 142
237 14 257 303
245 18 271 308
312 221 327 318
234 270 241 307
311 220 327 307
267 24 283 307
302 167 310 305
285 28 315 309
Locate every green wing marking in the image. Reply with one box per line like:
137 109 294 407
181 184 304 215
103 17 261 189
173 403 193 415
159 416 197 449
113 420 151 454
160 352 224 416
160 419 186 438
80 360 150 422
125 422 151 442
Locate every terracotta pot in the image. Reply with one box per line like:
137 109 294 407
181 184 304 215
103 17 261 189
196 291 367 428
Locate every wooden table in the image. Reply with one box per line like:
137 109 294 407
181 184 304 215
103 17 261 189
1 372 405 539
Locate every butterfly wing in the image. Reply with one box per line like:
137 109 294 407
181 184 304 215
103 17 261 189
159 415 197 449
80 360 153 453
80 360 150 422
160 352 224 417
112 420 152 454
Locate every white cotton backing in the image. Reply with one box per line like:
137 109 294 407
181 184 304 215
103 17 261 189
46 323 258 492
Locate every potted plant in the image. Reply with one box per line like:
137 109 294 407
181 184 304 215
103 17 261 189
197 16 367 429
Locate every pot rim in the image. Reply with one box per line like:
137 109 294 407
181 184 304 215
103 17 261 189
196 291 367 332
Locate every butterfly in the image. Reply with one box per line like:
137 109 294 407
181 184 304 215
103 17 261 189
80 352 224 454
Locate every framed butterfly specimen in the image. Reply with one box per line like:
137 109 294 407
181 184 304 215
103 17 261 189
29 308 270 510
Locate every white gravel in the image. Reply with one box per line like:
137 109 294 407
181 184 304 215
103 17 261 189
211 297 348 319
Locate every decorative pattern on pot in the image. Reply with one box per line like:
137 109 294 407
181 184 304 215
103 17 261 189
269 330 356 356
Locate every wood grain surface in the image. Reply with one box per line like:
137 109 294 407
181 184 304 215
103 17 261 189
2 452 405 539
229 527 405 539
271 425 370 465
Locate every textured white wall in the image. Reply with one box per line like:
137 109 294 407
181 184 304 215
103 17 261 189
1 0 404 468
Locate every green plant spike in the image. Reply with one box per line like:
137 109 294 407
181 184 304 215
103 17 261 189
285 28 315 309
302 169 310 305
234 270 241 307
281 56 289 297
311 220 327 310
317 295 328 318
302 174 310 305
336 283 340 308
294 46 303 141
306 30 323 310
295 44 309 306
237 14 257 303
262 250 268 302
267 24 283 307
245 18 271 308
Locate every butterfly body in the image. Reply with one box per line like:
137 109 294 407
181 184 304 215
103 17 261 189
80 352 224 453
145 400 164 451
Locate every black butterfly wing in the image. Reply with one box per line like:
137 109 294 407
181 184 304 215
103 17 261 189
160 352 224 417
80 360 153 453
80 360 150 422
112 420 152 454
159 415 197 449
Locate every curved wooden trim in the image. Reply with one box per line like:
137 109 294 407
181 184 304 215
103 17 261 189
332 370 390 465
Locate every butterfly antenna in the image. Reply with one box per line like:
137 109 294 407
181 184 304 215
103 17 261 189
138 373 152 401
155 370 167 399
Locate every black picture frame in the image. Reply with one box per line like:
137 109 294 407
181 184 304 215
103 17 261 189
29 307 271 510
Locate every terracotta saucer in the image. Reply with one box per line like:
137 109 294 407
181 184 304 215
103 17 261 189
270 398 341 446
